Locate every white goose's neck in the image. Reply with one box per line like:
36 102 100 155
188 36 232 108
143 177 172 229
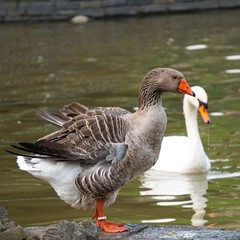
180 93 210 173
184 101 199 138
183 98 205 156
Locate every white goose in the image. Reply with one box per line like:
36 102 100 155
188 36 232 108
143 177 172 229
152 86 211 173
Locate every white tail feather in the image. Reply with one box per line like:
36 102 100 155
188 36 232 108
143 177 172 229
16 155 82 208
17 156 40 172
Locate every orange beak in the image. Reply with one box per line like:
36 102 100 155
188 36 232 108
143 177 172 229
178 78 195 96
199 105 211 124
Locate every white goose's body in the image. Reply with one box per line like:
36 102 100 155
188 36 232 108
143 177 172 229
152 86 211 173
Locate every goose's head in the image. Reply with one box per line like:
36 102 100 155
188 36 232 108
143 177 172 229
138 68 195 110
141 68 195 95
185 86 211 124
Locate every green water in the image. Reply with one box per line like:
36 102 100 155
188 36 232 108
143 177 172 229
0 9 239 230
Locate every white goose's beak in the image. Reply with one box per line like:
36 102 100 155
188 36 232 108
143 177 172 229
199 104 211 124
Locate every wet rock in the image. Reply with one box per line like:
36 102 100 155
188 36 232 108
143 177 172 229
0 206 98 240
26 220 99 240
114 224 240 240
99 224 240 240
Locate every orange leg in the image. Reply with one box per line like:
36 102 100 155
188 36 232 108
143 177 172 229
93 199 128 233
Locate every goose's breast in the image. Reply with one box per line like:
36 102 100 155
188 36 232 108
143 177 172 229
125 108 167 171
132 107 166 145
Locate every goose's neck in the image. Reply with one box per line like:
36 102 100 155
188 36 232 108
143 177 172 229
138 81 162 110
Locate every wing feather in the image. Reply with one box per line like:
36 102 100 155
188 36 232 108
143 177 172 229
9 104 130 164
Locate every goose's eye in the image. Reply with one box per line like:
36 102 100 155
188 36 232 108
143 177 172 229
173 75 178 80
198 99 208 109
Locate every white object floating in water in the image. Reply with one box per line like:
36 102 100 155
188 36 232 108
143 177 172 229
86 58 97 63
210 112 224 116
225 69 240 74
185 44 207 50
142 218 175 223
71 15 89 24
225 55 240 60
37 55 44 64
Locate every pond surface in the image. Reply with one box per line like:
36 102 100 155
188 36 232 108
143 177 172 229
0 9 240 231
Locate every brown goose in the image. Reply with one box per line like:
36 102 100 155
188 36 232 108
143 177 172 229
9 68 194 233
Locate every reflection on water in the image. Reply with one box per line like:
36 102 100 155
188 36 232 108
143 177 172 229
0 9 240 230
140 169 240 227
140 171 208 227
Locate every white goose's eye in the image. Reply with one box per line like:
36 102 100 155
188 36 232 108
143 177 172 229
198 99 208 109
172 75 178 80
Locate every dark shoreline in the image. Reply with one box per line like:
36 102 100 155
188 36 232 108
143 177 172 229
1 0 240 23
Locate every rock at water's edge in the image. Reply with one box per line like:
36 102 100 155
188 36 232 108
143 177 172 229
1 206 240 240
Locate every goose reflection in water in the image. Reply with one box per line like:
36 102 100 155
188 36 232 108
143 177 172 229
140 169 240 226
140 170 208 226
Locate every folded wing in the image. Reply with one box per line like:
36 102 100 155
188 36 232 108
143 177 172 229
12 102 130 165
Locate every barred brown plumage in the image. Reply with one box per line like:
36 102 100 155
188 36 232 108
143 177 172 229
7 67 194 233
